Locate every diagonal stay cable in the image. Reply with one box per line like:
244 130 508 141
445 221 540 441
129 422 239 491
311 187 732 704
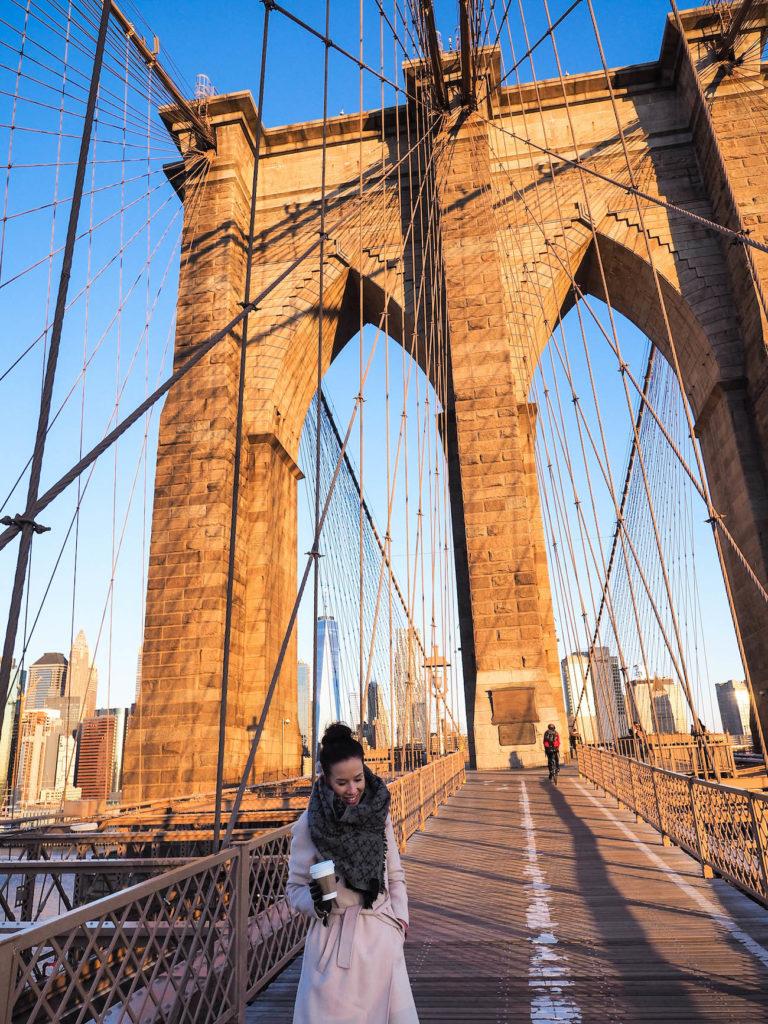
0 108 439 558
0 0 112 739
478 111 768 258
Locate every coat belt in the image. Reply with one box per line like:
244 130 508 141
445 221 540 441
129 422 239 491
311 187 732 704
316 903 402 972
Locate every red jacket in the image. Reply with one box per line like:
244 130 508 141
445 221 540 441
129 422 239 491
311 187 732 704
543 729 560 751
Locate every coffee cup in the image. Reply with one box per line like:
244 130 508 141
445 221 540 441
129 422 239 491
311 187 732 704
310 859 337 902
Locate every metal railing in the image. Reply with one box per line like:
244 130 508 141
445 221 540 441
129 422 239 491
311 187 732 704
0 752 465 1023
613 733 736 777
578 745 768 908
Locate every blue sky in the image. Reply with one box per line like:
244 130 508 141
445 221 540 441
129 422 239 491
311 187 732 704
0 0 743 731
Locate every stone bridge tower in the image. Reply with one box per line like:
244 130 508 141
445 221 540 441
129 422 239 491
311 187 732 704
123 4 768 800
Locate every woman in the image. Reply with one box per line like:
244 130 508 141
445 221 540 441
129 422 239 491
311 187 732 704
287 722 419 1024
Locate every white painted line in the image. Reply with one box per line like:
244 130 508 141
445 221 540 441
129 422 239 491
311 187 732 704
574 780 768 971
520 780 582 1023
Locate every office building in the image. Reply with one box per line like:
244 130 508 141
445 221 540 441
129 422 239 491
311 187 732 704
25 653 67 711
297 661 311 745
395 627 426 746
100 707 129 795
561 647 627 743
0 661 24 804
561 652 598 743
63 630 98 724
315 617 342 742
631 677 687 734
716 679 751 739
17 708 61 805
364 679 380 747
75 714 117 800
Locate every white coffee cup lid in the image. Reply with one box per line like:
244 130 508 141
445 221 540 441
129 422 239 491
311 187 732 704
310 859 335 879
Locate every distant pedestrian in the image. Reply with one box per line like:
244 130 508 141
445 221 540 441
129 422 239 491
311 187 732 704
544 723 561 783
287 722 418 1023
568 721 581 758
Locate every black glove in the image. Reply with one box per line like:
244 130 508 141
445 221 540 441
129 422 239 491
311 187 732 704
309 880 331 925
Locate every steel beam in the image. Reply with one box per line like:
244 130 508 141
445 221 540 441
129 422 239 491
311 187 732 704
420 0 449 109
459 0 475 106
109 0 215 150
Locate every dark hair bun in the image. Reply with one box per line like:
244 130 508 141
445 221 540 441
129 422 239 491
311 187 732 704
321 722 354 746
318 721 365 774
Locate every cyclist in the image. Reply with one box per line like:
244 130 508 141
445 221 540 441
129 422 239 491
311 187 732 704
543 723 561 783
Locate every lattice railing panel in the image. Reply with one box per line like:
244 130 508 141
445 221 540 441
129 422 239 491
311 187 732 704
0 752 466 1021
578 746 768 907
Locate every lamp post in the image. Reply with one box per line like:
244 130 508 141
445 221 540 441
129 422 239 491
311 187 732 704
281 718 291 778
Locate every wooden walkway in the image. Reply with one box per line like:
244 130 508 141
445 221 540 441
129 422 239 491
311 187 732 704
247 768 768 1022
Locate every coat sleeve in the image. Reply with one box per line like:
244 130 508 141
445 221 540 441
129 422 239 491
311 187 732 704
286 811 318 919
385 813 409 925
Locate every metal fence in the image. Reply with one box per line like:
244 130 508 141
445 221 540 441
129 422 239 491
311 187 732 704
0 752 465 1023
613 734 736 777
578 745 768 908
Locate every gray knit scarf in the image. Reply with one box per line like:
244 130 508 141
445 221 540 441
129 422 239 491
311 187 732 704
308 765 390 908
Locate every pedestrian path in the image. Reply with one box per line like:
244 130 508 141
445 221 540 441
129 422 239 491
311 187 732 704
247 768 768 1022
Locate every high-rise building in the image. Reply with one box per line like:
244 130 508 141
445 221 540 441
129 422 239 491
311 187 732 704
0 661 24 804
297 661 311 745
17 708 61 805
395 628 426 746
716 679 751 739
64 630 98 724
561 653 598 743
591 647 629 740
367 678 379 724
561 648 627 743
39 733 81 803
75 714 117 800
630 677 687 734
315 617 342 741
100 707 129 795
364 679 380 747
25 653 67 711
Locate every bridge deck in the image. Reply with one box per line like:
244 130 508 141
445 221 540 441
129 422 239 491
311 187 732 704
247 768 768 1022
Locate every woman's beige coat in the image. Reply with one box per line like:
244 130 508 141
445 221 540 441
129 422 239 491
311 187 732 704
287 808 419 1023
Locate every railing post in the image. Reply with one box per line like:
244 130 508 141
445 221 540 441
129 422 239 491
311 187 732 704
748 796 768 900
628 759 641 822
0 940 14 1024
235 844 250 1023
688 778 714 879
650 767 671 846
418 768 426 830
432 761 438 816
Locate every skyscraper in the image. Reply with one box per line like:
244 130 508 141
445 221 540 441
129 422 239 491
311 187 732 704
63 630 98 724
561 648 628 743
25 653 67 710
631 677 687 734
365 678 380 747
315 617 342 742
590 647 629 740
75 714 117 800
394 628 426 746
297 661 311 745
716 679 751 739
17 708 61 805
104 707 129 795
0 661 24 804
561 652 598 743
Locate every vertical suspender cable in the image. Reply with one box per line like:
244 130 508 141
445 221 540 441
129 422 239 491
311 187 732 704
0 0 112 736
213 4 271 850
312 0 332 778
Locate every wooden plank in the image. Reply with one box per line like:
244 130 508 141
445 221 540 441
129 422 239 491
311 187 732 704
247 769 768 1022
